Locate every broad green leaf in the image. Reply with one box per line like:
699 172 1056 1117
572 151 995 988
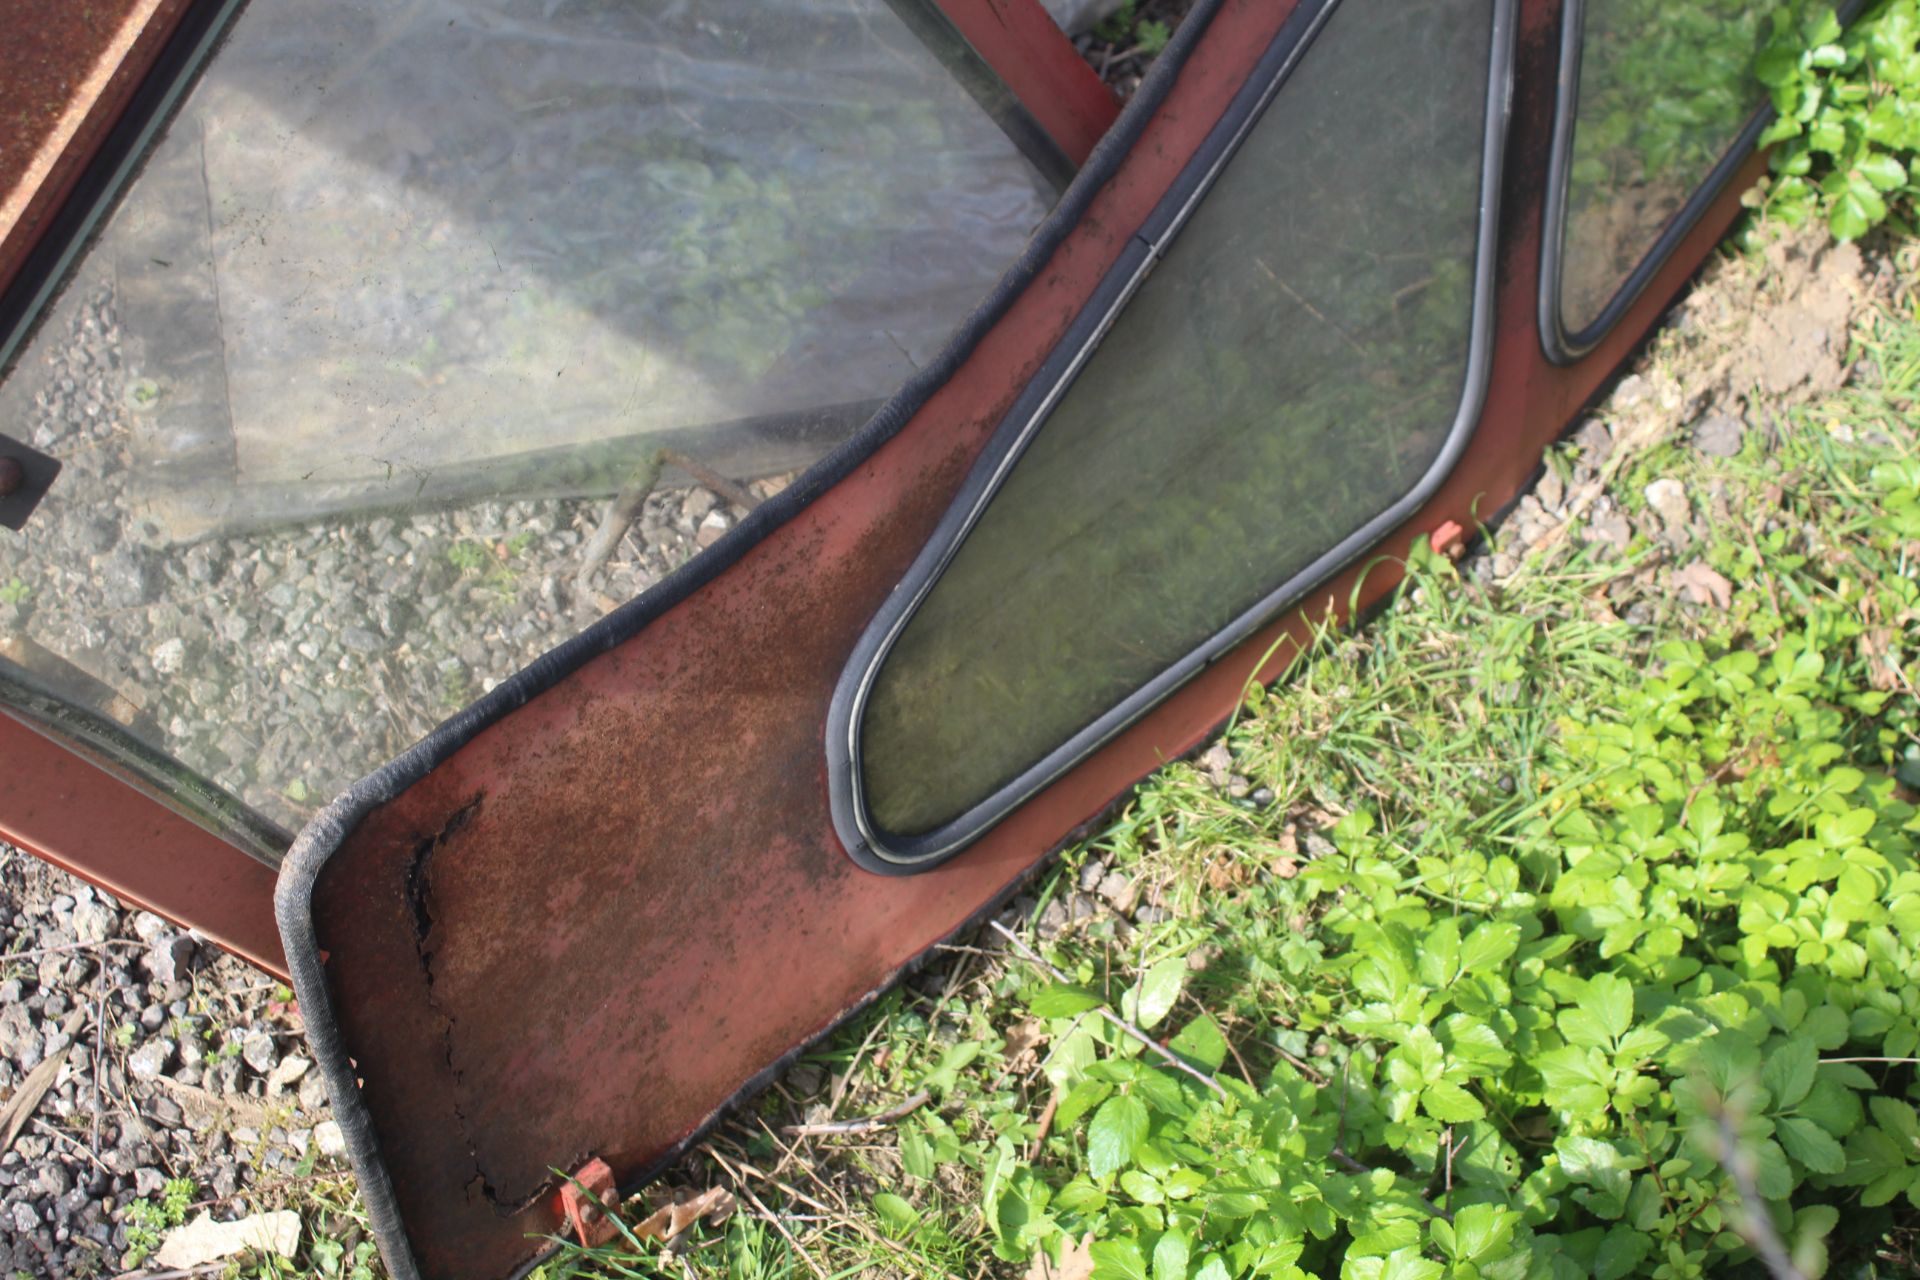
1419 919 1463 987
1587 974 1634 1042
1778 1116 1847 1174
1379 1246 1444 1280
925 1041 982 1098
1088 1094 1150 1180
1423 1081 1486 1123
872 1192 919 1230
1032 984 1105 1018
1459 920 1521 976
1057 1079 1114 1131
1752 1138 1795 1200
1153 1229 1191 1280
1593 1225 1652 1280
1167 1014 1228 1072
1763 1036 1818 1109
1133 959 1188 1031
1558 1007 1616 1051
900 1126 934 1180
1090 1238 1149 1280
1447 1204 1517 1265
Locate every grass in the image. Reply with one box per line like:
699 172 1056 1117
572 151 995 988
519 247 1920 1279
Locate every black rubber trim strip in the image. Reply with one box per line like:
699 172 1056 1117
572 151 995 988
0 0 250 381
827 0 1519 873
1538 0 1869 366
273 5 1239 1277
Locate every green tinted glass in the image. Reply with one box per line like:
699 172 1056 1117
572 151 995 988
1559 0 1785 331
859 0 1495 840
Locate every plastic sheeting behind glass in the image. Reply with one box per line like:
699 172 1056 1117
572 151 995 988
0 0 1053 833
1559 0 1784 332
858 0 1492 839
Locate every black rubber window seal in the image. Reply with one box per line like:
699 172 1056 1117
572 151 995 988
1538 0 1869 366
827 0 1520 875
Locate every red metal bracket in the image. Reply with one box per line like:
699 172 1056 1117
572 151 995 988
0 710 286 977
1430 519 1468 560
934 0 1122 165
558 1158 620 1249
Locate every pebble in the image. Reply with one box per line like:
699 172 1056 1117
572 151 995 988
1692 412 1744 457
314 1120 347 1158
127 1038 174 1080
144 933 196 984
240 1030 278 1076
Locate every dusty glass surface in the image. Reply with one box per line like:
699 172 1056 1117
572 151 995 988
1559 0 1784 331
0 0 1054 832
859 0 1492 838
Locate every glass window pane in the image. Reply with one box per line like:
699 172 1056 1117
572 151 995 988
1559 0 1784 333
858 0 1494 840
0 0 1054 833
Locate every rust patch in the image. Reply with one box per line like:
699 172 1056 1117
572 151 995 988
0 0 192 295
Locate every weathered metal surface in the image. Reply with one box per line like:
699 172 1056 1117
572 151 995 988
296 1 1766 1277
0 709 286 976
0 0 190 301
935 0 1122 164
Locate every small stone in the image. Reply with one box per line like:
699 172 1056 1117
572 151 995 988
1645 477 1691 532
1535 466 1565 512
240 1031 277 1076
143 934 196 984
1572 418 1614 465
1096 872 1137 914
265 1055 310 1096
70 899 115 945
314 1121 347 1157
150 637 187 676
127 1039 174 1080
1691 413 1744 457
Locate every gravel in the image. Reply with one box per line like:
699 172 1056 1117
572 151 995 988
0 842 347 1278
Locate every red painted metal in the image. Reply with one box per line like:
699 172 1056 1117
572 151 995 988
0 710 286 978
934 0 1123 164
558 1159 619 1248
0 0 194 301
1429 519 1468 559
